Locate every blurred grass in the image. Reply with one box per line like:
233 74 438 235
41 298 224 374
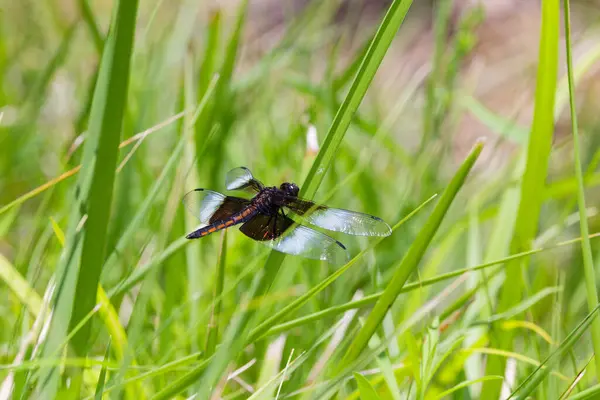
2 0 600 399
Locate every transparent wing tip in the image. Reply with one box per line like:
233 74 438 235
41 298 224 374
370 215 392 237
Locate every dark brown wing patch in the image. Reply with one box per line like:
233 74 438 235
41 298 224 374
239 212 293 241
209 196 252 223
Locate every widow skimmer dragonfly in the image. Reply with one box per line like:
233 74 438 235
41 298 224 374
183 167 391 264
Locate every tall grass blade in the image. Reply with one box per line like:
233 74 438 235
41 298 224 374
481 0 560 396
68 0 139 354
563 0 600 378
0 253 43 318
33 1 139 397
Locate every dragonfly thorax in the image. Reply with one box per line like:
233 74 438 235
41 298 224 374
252 187 285 215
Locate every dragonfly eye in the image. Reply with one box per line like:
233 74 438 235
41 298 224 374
280 182 299 196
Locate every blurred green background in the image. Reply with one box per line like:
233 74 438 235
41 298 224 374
2 0 600 399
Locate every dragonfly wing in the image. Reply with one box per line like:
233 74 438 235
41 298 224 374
284 197 391 236
182 189 250 224
225 167 265 193
239 212 349 265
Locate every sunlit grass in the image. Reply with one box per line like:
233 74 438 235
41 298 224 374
2 0 600 399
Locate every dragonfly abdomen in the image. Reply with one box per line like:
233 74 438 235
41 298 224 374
186 205 257 239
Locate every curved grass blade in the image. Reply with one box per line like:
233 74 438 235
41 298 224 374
339 141 483 368
0 252 43 319
433 376 504 400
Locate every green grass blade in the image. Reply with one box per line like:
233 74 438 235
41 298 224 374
354 373 383 400
33 2 138 397
0 252 43 318
563 0 600 378
68 0 139 354
481 0 560 396
339 141 483 368
568 383 600 400
433 376 504 400
78 0 104 52
93 339 111 400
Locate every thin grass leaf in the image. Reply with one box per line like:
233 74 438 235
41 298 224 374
568 383 600 400
563 0 600 378
484 287 561 324
501 320 554 345
481 0 560 396
462 348 569 382
340 141 483 368
459 94 528 145
93 340 111 400
22 23 77 116
433 376 504 400
354 373 383 400
0 252 43 318
78 0 104 53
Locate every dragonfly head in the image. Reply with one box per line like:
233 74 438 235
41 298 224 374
280 182 299 197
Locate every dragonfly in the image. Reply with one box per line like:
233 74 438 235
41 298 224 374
183 167 391 264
